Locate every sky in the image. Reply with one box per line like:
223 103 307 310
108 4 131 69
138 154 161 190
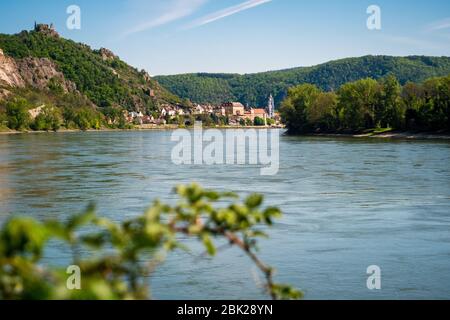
0 0 449 75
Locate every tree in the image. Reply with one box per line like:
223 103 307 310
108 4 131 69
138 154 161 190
337 78 379 131
423 75 450 130
280 84 321 134
254 116 266 126
5 98 31 131
0 108 8 129
102 106 123 127
402 82 423 130
309 92 338 132
73 107 102 130
279 74 449 135
0 184 301 300
376 75 403 129
402 82 426 130
62 106 76 129
31 105 62 131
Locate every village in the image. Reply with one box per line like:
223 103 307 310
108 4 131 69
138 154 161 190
123 95 282 128
23 95 282 131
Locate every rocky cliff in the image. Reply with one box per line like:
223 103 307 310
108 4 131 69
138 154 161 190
0 48 25 88
0 48 77 100
16 57 76 92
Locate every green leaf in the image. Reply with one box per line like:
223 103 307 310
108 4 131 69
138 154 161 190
271 284 303 300
245 194 263 209
201 234 216 256
0 217 49 260
66 203 96 231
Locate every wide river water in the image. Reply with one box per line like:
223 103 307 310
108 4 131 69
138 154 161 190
0 130 449 299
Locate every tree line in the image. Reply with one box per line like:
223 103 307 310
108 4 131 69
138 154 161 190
280 74 450 135
155 56 450 107
0 87 132 132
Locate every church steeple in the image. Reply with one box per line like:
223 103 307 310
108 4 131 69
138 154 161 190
267 94 275 118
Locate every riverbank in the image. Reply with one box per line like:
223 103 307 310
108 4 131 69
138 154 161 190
0 127 177 135
308 131 450 140
2 127 449 140
0 124 285 135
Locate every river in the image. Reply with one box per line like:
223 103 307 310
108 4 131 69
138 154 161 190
0 130 449 299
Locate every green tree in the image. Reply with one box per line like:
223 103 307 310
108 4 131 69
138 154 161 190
423 75 450 130
0 108 8 130
102 106 128 128
279 74 450 135
280 84 321 134
309 92 338 132
254 116 266 126
47 77 64 95
31 105 62 131
73 107 102 130
6 98 31 131
337 78 379 131
376 75 403 129
62 106 76 129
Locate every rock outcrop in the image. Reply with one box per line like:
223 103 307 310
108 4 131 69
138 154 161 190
17 57 76 92
98 48 117 61
0 48 77 99
0 48 26 88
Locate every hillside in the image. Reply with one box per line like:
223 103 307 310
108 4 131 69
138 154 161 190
0 24 182 113
155 55 450 107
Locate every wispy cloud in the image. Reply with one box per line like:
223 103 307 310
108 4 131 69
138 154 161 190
425 17 450 32
123 0 207 37
187 0 272 29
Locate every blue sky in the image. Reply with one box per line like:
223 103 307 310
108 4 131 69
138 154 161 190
0 0 449 75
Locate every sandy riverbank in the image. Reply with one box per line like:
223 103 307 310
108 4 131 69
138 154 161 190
309 131 450 140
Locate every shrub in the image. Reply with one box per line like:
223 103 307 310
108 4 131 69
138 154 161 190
72 107 102 130
0 184 301 300
254 116 266 126
5 98 31 131
31 105 62 131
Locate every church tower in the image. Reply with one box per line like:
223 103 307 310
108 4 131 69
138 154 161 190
267 94 275 118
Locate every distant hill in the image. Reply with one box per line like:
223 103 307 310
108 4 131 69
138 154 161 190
155 56 450 107
0 24 182 112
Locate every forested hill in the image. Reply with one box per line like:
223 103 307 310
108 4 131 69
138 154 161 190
0 26 181 112
155 56 450 107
